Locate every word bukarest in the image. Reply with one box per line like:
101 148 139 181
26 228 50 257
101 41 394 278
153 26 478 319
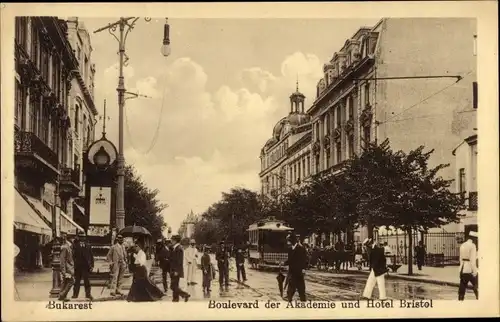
46 301 93 310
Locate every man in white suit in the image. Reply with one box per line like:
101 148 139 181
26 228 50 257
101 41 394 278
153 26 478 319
184 239 198 285
361 238 388 300
458 230 478 300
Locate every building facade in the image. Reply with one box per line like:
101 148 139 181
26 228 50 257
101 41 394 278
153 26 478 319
64 17 98 228
14 17 86 270
259 18 477 245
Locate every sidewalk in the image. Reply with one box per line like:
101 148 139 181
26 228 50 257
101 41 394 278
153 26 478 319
341 264 464 287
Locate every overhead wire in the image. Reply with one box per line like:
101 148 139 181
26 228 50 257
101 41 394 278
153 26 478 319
377 70 474 125
124 75 168 155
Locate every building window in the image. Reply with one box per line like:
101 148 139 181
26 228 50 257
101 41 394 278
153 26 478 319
336 105 341 128
348 96 354 120
326 150 331 168
472 82 478 109
336 143 342 163
470 144 477 191
324 114 330 134
363 126 371 147
15 17 28 49
315 155 320 174
41 106 50 145
306 156 311 176
364 82 371 107
302 158 306 178
15 80 25 129
459 168 466 199
31 26 40 68
74 104 80 135
315 122 320 139
41 46 49 80
348 134 354 158
297 161 301 181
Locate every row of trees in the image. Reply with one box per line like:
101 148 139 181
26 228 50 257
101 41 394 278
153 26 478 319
124 164 168 241
191 140 466 274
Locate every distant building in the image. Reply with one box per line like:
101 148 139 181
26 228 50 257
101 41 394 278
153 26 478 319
259 18 477 245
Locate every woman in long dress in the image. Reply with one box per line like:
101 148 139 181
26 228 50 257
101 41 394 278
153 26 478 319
127 243 164 302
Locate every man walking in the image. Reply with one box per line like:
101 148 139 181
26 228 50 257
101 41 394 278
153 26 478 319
415 241 426 271
58 232 75 302
284 232 308 302
361 238 388 300
185 239 198 286
458 231 479 300
235 244 247 283
216 240 230 292
72 231 94 300
155 238 171 293
106 234 127 297
170 235 190 302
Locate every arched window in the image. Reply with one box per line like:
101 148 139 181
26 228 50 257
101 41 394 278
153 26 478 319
74 104 80 135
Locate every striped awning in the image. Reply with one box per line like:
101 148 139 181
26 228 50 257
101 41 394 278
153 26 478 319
14 190 52 237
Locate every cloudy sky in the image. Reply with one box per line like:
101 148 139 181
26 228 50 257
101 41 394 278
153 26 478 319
81 18 380 232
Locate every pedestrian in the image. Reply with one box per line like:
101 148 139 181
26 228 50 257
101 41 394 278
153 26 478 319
458 231 479 300
126 241 164 302
185 239 198 285
361 238 388 300
283 232 308 302
216 240 230 292
355 243 364 270
58 232 75 302
106 234 127 297
155 238 171 294
414 241 426 271
235 244 247 283
200 246 214 294
72 231 94 300
170 235 190 302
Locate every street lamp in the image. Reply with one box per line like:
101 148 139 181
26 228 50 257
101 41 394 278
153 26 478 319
161 18 171 57
94 17 171 232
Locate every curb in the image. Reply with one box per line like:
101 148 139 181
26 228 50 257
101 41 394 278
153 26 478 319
352 269 462 288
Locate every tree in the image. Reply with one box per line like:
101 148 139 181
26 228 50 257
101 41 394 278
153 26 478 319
342 139 465 275
124 164 168 241
191 218 222 245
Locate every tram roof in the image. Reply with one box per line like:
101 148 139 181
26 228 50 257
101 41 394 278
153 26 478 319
247 222 294 231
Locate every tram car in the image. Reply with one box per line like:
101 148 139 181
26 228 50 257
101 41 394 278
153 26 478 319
247 217 294 270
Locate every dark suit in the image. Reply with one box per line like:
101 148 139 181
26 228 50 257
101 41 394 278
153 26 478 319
215 247 230 287
72 240 94 298
169 244 189 301
156 245 171 292
235 248 246 282
284 244 308 302
362 245 387 299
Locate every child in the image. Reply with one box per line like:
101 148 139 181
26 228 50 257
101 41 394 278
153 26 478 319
200 246 213 293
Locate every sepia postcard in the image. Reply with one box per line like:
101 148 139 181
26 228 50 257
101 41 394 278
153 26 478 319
1 1 499 321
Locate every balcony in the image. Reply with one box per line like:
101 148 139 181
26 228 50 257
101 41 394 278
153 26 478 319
468 191 478 211
59 167 81 198
14 130 59 181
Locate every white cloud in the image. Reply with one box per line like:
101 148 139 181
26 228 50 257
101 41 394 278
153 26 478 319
94 52 322 231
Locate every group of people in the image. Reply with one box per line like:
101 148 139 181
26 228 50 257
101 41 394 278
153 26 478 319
58 231 95 302
107 234 191 302
154 238 248 295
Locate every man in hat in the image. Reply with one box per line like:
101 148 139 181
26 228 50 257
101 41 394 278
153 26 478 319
155 238 171 293
458 230 479 300
185 239 198 286
361 238 388 300
58 232 75 302
170 235 190 302
216 240 230 292
72 231 94 300
283 232 308 302
106 234 127 296
235 243 247 283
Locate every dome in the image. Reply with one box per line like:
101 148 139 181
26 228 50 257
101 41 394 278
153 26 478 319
287 112 311 127
272 117 287 139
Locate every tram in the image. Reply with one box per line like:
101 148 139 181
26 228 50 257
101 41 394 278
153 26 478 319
247 217 294 270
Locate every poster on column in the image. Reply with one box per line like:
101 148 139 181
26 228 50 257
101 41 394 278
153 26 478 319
89 186 111 225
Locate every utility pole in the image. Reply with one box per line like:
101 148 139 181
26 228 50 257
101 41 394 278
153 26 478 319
94 17 170 231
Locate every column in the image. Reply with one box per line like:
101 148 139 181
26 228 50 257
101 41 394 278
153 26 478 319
318 116 324 171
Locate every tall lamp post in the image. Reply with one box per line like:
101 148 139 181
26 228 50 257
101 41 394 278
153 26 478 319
94 17 171 231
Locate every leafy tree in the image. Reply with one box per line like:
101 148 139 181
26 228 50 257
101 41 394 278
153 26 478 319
124 164 168 241
191 218 222 245
342 139 465 275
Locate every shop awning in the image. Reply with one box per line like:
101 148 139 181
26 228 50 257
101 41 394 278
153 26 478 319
23 194 84 235
14 190 52 237
60 209 85 234
73 203 86 217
